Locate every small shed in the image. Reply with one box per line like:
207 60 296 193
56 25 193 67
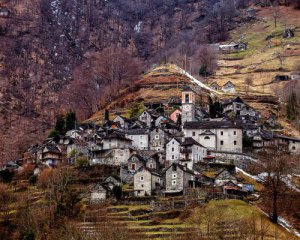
90 183 110 204
0 8 10 18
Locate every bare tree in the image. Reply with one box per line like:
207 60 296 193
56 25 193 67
272 1 281 28
245 75 253 95
254 148 298 223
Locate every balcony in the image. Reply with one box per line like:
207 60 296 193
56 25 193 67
180 148 192 154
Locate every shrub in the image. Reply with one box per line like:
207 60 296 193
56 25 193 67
0 169 14 183
112 185 123 201
75 156 90 168
28 175 37 185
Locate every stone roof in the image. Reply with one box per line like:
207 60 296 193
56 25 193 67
183 121 242 130
223 96 244 106
181 137 204 147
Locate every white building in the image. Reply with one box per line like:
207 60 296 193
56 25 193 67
166 138 182 162
126 129 149 150
180 137 207 170
183 121 243 153
139 110 154 127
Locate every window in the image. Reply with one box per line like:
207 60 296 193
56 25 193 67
192 132 195 136
234 141 237 145
172 155 174 160
204 136 210 140
234 131 236 135
149 163 153 168
141 184 144 188
157 178 160 183
172 180 177 186
172 173 177 179
155 135 159 139
172 147 174 152
185 94 189 103
172 165 177 171
221 131 223 136
140 176 144 181
131 163 136 170
220 140 224 145
292 146 296 150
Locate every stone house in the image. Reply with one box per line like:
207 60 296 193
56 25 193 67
146 157 160 170
112 115 131 129
180 138 207 170
275 135 300 154
134 167 162 196
90 183 111 204
91 148 132 166
139 110 155 127
222 81 236 93
41 144 62 167
23 144 43 164
103 176 121 190
183 121 243 153
164 163 196 195
127 154 147 173
222 97 245 115
102 132 132 150
150 127 170 151
214 169 237 187
125 129 149 150
210 82 221 91
166 138 182 162
240 105 260 118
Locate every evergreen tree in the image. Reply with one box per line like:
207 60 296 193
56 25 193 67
55 115 65 134
65 111 77 131
104 109 109 122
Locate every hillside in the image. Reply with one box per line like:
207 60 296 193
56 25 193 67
89 6 300 137
212 6 300 135
0 0 219 162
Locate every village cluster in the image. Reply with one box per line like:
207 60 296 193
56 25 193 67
7 86 300 202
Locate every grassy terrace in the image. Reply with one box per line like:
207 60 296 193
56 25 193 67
80 199 299 239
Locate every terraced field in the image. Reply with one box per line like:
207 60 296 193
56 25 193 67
78 199 299 240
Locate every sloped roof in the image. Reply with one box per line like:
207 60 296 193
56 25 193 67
183 121 242 130
223 96 244 106
181 137 205 147
103 132 132 142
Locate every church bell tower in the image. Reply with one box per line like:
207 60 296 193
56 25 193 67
181 86 195 125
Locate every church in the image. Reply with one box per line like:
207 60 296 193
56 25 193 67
181 86 243 153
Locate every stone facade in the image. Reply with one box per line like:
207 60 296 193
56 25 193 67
126 130 149 150
166 138 181 162
127 154 146 173
134 167 161 196
215 169 237 187
181 87 195 125
150 127 169 151
139 111 153 127
165 164 194 194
